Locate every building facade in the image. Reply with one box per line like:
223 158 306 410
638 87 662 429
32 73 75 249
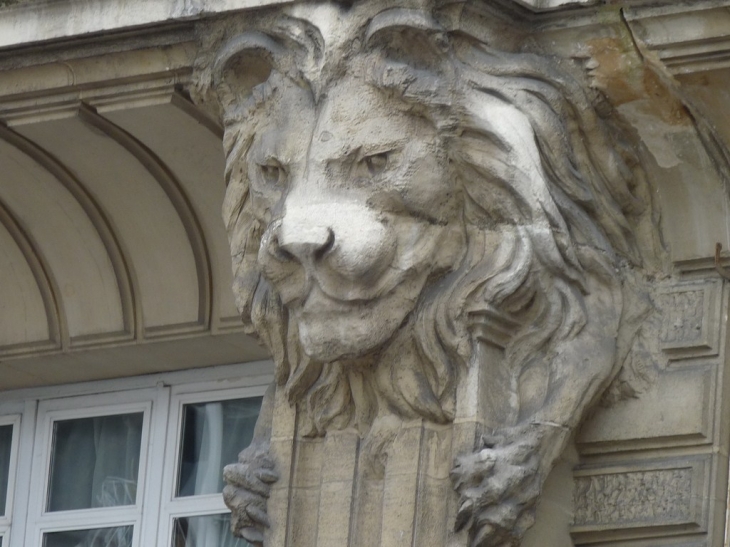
1 1 730 547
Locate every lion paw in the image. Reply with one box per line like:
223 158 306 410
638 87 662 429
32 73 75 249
450 432 542 547
223 441 279 545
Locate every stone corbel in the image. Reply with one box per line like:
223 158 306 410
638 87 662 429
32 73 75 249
194 2 667 546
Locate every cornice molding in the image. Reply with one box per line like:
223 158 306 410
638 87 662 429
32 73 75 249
0 0 725 57
625 2 730 74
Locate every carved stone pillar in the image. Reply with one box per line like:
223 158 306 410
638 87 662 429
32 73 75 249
192 1 670 546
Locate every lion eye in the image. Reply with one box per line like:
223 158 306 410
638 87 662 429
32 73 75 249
363 152 389 176
259 164 284 185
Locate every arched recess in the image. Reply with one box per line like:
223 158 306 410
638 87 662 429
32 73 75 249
0 41 268 389
78 104 213 336
99 92 241 332
0 123 139 345
0 196 63 355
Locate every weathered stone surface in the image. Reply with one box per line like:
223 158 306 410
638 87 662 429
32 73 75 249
571 456 710 544
575 469 693 526
191 1 702 547
658 281 721 359
176 2 722 547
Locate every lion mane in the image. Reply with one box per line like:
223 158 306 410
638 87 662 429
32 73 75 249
212 13 659 438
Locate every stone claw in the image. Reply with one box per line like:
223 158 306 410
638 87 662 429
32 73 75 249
450 432 543 547
454 498 474 532
223 441 278 545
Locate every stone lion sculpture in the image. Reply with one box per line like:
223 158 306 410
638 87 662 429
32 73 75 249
197 4 661 546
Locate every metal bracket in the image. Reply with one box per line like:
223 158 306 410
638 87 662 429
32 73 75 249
715 243 730 281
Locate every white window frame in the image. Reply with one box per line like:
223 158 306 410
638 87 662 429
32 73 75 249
0 360 273 547
157 381 268 546
26 389 158 547
0 413 21 547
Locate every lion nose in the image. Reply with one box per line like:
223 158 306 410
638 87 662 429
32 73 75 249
277 223 335 263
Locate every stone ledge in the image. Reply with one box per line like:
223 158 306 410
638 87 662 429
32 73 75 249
1 0 727 54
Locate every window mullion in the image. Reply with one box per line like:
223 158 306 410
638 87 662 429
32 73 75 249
166 495 228 517
138 384 171 547
10 400 37 547
33 506 141 528
155 385 184 547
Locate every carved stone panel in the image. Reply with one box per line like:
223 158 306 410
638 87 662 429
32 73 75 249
658 280 721 360
571 457 709 543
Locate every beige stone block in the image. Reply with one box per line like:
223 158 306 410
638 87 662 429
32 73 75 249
579 367 714 452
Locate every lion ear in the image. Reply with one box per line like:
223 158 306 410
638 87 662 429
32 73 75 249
213 31 286 112
365 8 448 71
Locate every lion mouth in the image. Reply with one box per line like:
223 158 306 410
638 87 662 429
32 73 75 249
272 261 413 310
292 280 384 315
298 284 357 314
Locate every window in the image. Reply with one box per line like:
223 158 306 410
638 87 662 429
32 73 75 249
0 362 270 547
0 415 19 547
159 386 261 547
27 391 154 547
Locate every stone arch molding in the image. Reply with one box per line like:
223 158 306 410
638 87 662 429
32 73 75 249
0 98 219 360
194 2 679 547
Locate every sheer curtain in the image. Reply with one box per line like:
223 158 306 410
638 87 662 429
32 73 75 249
188 403 224 547
48 413 142 512
178 399 259 547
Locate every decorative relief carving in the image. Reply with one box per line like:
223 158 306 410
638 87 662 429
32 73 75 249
572 458 707 540
658 281 721 359
660 291 704 345
574 468 692 526
195 2 667 546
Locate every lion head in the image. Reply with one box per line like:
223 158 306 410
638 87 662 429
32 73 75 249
206 6 660 438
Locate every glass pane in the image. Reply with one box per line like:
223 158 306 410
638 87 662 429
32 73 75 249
172 514 250 547
177 397 262 497
47 413 143 512
43 526 133 547
0 424 13 516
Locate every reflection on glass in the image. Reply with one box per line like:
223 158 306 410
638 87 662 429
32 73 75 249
0 424 12 516
177 397 261 497
43 526 133 547
172 514 250 547
47 413 143 512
